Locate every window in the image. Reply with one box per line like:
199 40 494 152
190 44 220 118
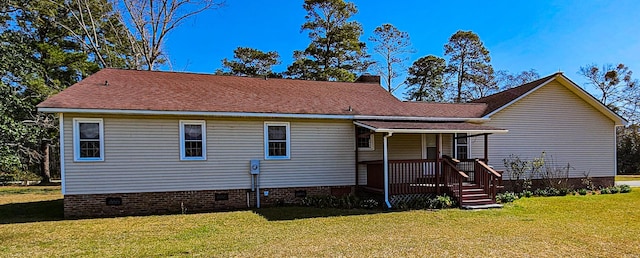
426 147 438 159
180 120 206 160
455 133 469 160
264 122 290 159
73 118 104 162
356 126 374 150
424 134 437 160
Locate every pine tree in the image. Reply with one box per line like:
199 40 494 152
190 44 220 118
285 0 371 82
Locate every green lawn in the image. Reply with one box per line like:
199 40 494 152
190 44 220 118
1 186 639 257
616 175 640 181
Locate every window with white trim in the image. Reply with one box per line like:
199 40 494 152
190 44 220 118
264 122 290 159
180 120 206 160
356 126 374 150
73 118 104 162
455 133 469 160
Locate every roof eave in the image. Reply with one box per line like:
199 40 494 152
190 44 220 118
353 121 508 134
38 107 490 122
353 115 489 122
373 128 509 134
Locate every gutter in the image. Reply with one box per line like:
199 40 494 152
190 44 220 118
37 108 490 122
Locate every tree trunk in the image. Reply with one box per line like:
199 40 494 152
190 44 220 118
40 141 51 184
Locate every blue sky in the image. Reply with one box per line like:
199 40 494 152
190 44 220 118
164 0 640 98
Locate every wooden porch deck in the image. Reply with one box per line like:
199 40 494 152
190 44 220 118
360 158 503 206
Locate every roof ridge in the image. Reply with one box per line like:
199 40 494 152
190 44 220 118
100 68 387 86
403 101 488 106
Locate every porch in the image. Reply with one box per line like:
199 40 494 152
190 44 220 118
354 120 507 208
360 158 503 207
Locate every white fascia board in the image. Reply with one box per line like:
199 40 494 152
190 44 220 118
353 121 508 134
374 128 509 134
38 108 490 122
38 108 353 120
353 121 378 130
483 76 557 119
353 115 489 122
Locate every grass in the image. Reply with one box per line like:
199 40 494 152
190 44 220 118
1 186 639 257
616 175 640 181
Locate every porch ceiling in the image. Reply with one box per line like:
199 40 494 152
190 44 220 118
354 120 508 134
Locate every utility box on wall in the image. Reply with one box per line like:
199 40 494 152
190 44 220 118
250 159 260 175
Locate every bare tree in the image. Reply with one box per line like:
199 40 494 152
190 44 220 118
579 63 636 106
579 63 639 124
119 0 224 70
369 23 414 93
54 0 140 69
495 69 540 90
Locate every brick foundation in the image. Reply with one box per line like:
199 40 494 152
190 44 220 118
64 185 353 218
501 176 614 192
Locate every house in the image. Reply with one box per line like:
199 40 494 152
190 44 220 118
37 69 625 217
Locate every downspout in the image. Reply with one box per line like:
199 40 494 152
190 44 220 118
355 126 359 187
383 132 393 208
59 113 65 195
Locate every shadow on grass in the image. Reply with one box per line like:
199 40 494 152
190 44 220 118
253 206 389 221
0 199 64 224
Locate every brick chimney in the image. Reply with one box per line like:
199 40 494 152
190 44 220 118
355 73 381 84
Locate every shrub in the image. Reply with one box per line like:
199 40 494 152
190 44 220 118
558 188 570 196
545 187 561 196
523 190 533 198
433 195 455 209
600 187 611 194
0 173 16 184
497 192 519 203
0 171 41 184
581 172 595 190
533 189 547 197
393 195 456 210
609 186 620 194
301 195 361 209
578 189 588 195
359 199 380 209
619 185 632 193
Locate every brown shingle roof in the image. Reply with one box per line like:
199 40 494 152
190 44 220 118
400 102 488 118
38 68 488 118
471 73 561 116
355 120 506 132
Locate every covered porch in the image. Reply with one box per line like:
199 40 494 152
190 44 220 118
354 120 507 208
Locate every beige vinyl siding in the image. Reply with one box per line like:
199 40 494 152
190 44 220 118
63 115 355 195
442 134 453 157
356 133 422 185
472 81 616 179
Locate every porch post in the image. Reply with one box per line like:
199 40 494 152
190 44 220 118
383 132 393 209
435 133 441 194
484 133 489 162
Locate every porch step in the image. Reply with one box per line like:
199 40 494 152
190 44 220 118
461 193 490 200
459 183 499 207
461 203 504 210
462 188 484 193
461 197 494 203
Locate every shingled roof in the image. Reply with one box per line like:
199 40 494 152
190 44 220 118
37 68 488 119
